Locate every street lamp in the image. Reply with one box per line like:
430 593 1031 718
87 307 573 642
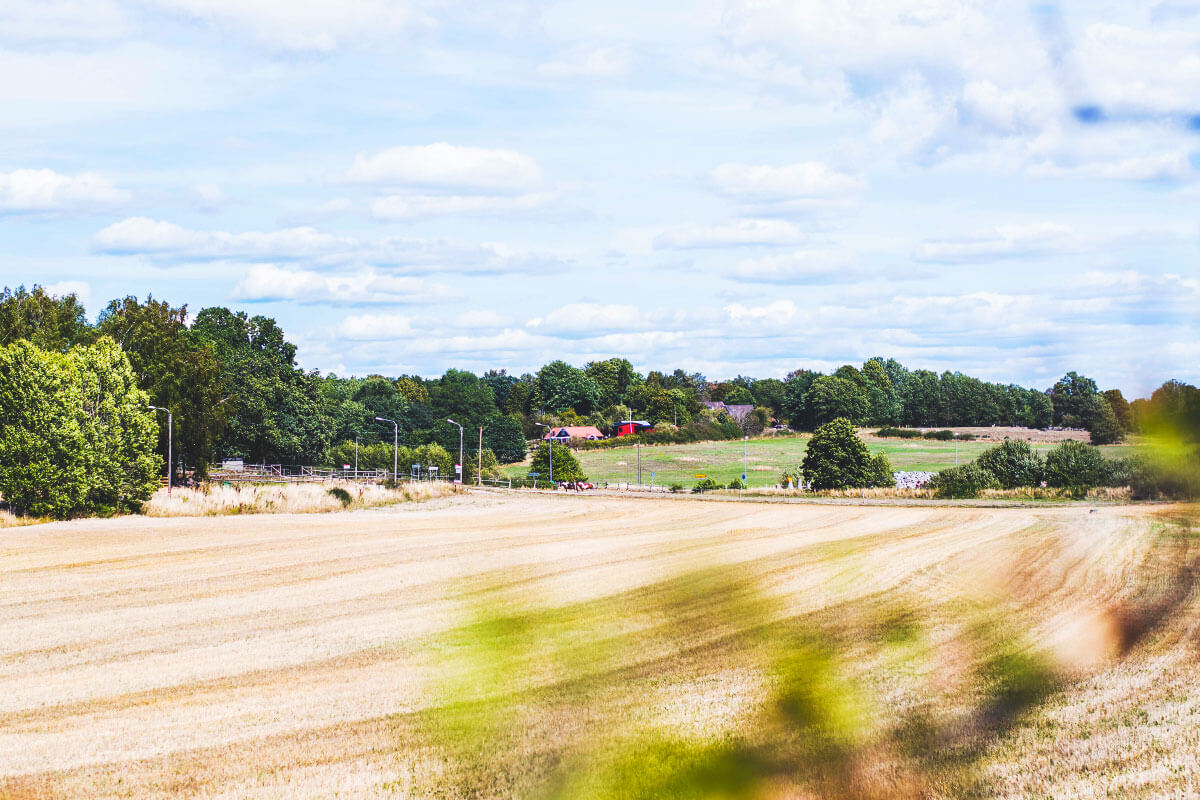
477 425 485 486
743 435 749 487
375 417 398 483
533 422 553 485
953 431 958 466
446 418 463 484
149 405 172 494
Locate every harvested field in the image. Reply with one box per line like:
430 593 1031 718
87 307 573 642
1 494 1196 798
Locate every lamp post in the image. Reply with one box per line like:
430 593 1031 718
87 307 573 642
477 426 484 486
446 418 464 484
743 435 749 487
954 431 958 466
375 417 398 483
354 434 358 474
149 405 172 494
533 422 553 486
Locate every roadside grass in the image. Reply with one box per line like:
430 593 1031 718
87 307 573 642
0 509 46 528
504 434 1140 488
141 480 461 516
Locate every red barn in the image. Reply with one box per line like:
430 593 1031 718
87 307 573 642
616 420 654 437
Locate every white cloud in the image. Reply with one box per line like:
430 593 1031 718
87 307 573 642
371 192 553 219
0 168 129 213
654 218 807 249
1029 152 1192 181
191 183 224 212
538 46 631 78
336 313 416 341
712 162 864 205
91 216 561 274
142 0 435 52
92 217 351 259
914 223 1081 263
231 264 456 305
724 299 800 327
729 251 856 283
346 143 543 193
41 280 93 310
526 303 660 337
0 0 129 42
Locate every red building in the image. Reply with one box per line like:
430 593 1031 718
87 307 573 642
616 420 654 437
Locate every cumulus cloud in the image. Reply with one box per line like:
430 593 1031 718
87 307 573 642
91 216 563 274
654 218 808 249
371 192 553 219
0 0 129 42
913 223 1082 264
0 168 129 213
231 264 457 305
724 299 800 326
712 161 864 207
526 303 665 337
346 143 543 193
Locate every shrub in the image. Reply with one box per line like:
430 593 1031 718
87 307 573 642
1043 440 1106 489
692 478 722 493
1125 450 1200 500
874 427 923 439
529 441 587 482
975 440 1044 488
327 487 353 507
669 482 684 493
867 453 894 488
929 464 1000 498
727 477 746 490
801 418 872 490
779 467 804 489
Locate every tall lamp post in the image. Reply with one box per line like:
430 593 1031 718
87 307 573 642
446 418 464 484
533 422 553 486
477 425 484 486
743 435 749 487
375 416 398 483
953 431 959 466
149 405 172 494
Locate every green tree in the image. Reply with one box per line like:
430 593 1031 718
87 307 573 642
0 284 94 352
0 338 157 517
781 370 819 430
800 418 873 490
803 376 868 428
1102 389 1133 431
483 414 527 464
481 370 519 411
97 295 228 477
585 358 638 409
529 441 586 482
537 361 601 415
191 307 331 464
429 368 498 428
1044 440 1107 489
723 385 755 406
974 440 1044 488
929 463 1000 499
1048 371 1099 428
1088 398 1125 445
749 378 786 415
862 359 901 426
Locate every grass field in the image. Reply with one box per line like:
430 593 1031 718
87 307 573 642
2 493 1196 799
505 433 1141 487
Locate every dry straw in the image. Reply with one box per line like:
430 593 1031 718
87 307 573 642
141 480 461 517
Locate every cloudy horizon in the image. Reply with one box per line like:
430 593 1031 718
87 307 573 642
2 1 1198 396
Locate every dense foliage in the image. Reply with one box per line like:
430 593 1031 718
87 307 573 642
800 418 874 490
0 338 158 517
528 442 586 483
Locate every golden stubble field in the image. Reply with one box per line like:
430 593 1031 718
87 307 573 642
1 493 1197 799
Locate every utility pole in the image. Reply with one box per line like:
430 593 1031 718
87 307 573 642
354 434 358 473
637 441 642 485
375 417 398 483
743 435 748 487
954 431 958 466
477 426 483 486
149 405 172 494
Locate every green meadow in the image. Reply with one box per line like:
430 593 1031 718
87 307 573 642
505 433 1140 487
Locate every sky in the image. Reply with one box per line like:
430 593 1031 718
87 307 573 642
1 0 1197 397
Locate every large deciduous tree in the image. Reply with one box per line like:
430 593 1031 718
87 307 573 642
801 417 873 490
97 295 228 477
0 285 94 352
0 338 157 517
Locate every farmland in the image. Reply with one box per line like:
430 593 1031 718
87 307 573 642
2 493 1196 799
506 431 1141 487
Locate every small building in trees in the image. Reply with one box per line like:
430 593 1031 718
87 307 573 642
542 425 606 441
616 420 654 437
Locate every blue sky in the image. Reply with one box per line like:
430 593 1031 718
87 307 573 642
1 0 1197 396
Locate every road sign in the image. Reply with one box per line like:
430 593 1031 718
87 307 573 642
694 473 706 479
742 473 746 481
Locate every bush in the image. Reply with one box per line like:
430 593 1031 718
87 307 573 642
929 464 1000 498
327 487 353 507
727 477 746 490
1043 440 1106 489
1124 450 1200 500
975 440 1043 488
669 482 684 493
801 418 873 490
867 453 894 487
529 441 586 482
779 466 804 489
874 427 923 439
692 478 722 493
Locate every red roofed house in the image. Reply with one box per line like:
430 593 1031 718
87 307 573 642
542 425 606 441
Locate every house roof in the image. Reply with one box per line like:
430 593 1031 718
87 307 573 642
544 425 606 440
703 401 726 410
724 404 754 420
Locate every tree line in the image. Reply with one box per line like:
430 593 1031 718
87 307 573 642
2 284 1198 506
